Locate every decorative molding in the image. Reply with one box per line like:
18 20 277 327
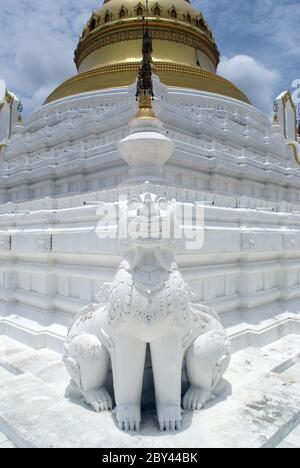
12 234 53 253
75 26 218 69
152 3 163 16
3 86 300 207
242 232 256 251
45 61 249 105
283 233 296 250
0 235 11 252
37 235 53 252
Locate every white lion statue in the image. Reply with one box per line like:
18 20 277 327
63 193 231 431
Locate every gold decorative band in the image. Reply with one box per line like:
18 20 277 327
44 61 250 105
75 19 219 69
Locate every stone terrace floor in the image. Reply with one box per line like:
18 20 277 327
0 431 15 448
276 360 300 448
0 335 300 448
0 363 16 448
277 423 300 448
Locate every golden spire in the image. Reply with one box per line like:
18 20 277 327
273 100 279 125
17 102 23 125
135 0 155 119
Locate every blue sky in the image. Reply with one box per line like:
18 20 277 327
198 0 299 116
0 0 299 117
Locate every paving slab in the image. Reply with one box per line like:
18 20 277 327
0 335 300 448
277 440 298 449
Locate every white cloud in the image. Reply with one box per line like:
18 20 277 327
0 0 98 115
218 55 281 116
0 1 297 118
198 0 300 57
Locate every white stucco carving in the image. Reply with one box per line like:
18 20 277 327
0 77 299 204
64 193 231 431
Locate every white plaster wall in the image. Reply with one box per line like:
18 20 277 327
0 183 300 353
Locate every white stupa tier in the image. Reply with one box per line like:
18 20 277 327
0 76 299 354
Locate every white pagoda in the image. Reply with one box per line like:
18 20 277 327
0 0 300 448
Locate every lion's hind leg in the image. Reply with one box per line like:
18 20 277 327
64 333 112 412
183 331 231 411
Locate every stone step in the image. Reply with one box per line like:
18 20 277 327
227 308 300 352
225 334 300 388
0 336 68 396
0 305 67 353
1 300 300 356
0 335 300 448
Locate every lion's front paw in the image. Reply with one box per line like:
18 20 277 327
115 404 141 431
157 404 182 431
83 387 113 413
183 385 210 411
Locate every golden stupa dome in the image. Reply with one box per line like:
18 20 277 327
45 0 249 104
